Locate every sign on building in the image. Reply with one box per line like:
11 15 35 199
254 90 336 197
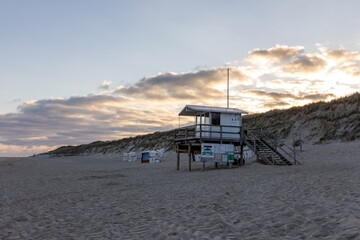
201 143 234 163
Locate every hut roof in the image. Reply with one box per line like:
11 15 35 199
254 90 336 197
179 105 248 116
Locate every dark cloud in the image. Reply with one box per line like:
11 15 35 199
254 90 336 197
113 68 247 100
0 94 177 149
302 93 336 100
282 55 326 73
263 101 290 108
245 89 334 101
245 90 297 101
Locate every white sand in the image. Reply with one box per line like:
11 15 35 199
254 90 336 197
1 141 360 239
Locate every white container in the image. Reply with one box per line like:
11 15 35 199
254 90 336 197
149 151 157 158
123 153 128 161
129 152 136 161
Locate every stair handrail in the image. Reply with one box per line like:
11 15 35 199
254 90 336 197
242 127 276 165
259 128 302 165
243 126 302 165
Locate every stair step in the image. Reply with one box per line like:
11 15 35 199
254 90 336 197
245 133 294 166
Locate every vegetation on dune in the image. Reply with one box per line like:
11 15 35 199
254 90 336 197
243 92 360 143
43 93 359 156
46 130 180 156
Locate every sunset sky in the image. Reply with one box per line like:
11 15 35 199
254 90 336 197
1 0 360 156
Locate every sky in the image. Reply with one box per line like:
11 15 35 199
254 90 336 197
1 0 360 157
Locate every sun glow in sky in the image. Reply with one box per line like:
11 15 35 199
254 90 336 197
1 0 360 156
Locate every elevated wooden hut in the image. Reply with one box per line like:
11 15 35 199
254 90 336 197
174 105 248 171
174 105 299 171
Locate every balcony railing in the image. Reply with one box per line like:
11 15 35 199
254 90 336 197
174 124 241 143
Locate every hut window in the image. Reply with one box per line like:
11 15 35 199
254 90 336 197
197 113 210 125
212 112 220 126
204 113 210 124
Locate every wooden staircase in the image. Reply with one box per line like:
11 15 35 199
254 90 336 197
243 128 301 166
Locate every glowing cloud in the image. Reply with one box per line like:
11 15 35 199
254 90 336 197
282 54 327 73
248 45 304 63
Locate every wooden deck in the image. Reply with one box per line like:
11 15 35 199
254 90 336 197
174 124 243 171
173 125 301 171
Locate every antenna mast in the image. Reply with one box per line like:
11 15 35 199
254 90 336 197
227 68 230 108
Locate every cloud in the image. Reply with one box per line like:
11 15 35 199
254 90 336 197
245 89 297 100
282 54 327 73
338 62 360 76
263 101 290 109
0 94 174 150
248 45 304 63
323 47 360 62
318 47 360 76
99 80 112 89
113 68 248 101
245 89 335 102
0 143 53 157
11 98 22 103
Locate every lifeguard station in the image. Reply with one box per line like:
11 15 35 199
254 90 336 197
174 105 247 171
174 105 299 171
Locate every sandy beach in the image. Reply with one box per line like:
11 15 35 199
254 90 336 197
1 141 360 239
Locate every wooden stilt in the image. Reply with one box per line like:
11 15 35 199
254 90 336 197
176 144 180 171
240 143 244 166
188 143 191 172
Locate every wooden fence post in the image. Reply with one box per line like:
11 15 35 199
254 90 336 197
176 144 180 170
188 143 192 171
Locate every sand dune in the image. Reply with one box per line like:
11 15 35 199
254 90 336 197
1 141 359 239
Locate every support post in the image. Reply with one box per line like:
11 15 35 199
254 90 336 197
188 144 192 171
240 143 244 166
240 127 244 166
202 161 205 172
176 144 180 170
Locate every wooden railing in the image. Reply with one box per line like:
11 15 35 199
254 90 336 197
243 127 302 165
174 124 241 143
